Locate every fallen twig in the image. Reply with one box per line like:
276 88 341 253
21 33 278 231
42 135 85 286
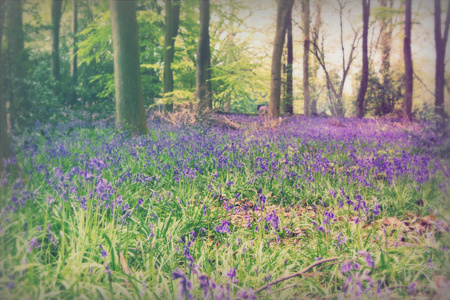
255 257 340 294
257 261 343 297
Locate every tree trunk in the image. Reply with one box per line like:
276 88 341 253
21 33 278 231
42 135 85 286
403 0 413 119
356 0 370 118
109 0 148 134
284 11 294 115
0 0 13 174
379 0 394 115
163 0 181 112
311 0 322 115
197 0 212 112
269 0 295 118
5 0 25 129
71 0 78 104
302 0 311 117
434 0 450 119
51 0 63 81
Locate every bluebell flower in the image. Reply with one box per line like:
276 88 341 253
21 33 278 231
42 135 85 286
408 282 416 295
215 219 231 233
28 237 40 252
99 244 108 258
171 268 193 300
226 267 236 280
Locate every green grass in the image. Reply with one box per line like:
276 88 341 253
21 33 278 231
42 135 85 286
0 116 449 299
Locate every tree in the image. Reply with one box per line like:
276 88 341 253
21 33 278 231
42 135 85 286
109 0 148 133
301 0 311 116
269 0 295 118
197 0 212 112
71 0 78 103
310 0 360 117
0 0 13 174
51 0 63 81
5 0 26 128
434 0 450 119
284 8 294 115
378 0 395 115
310 0 323 115
403 0 413 119
355 0 370 118
163 0 181 112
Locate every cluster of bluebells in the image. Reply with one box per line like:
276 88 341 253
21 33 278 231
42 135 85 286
339 250 417 299
172 267 256 300
1 111 449 297
170 233 257 299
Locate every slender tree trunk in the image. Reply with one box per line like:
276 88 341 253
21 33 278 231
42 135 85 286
0 0 13 174
285 11 294 115
109 0 148 134
51 0 63 81
356 0 370 118
163 0 181 112
197 0 212 112
71 0 78 104
302 0 311 117
269 0 295 118
311 0 322 115
379 0 394 115
434 0 450 120
6 0 25 129
403 0 413 119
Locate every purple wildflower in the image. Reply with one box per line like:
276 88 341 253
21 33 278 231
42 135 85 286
99 244 108 258
183 247 194 262
246 217 251 228
373 203 380 216
264 273 272 292
198 274 214 298
47 196 55 205
358 250 374 268
28 237 40 252
215 219 231 233
147 223 155 240
172 268 193 300
408 282 416 295
236 288 256 299
265 210 280 231
341 262 352 273
226 267 236 280
104 263 112 276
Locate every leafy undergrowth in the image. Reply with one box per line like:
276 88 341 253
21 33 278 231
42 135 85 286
0 113 449 299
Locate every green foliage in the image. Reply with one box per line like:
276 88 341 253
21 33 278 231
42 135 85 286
354 66 404 117
77 9 164 109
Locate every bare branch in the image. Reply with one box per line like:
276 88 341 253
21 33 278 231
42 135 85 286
255 257 341 294
259 261 342 297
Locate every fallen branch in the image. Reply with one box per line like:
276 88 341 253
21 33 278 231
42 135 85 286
255 257 340 294
258 261 342 297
